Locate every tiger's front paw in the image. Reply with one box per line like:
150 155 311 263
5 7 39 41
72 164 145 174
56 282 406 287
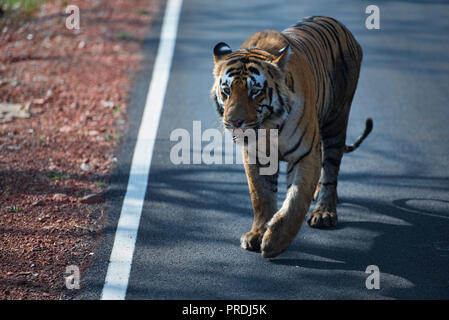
307 211 338 228
260 215 292 259
240 231 263 251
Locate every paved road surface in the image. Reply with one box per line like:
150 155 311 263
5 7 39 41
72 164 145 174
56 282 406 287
81 0 449 299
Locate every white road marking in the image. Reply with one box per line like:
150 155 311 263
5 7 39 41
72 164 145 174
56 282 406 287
101 0 183 300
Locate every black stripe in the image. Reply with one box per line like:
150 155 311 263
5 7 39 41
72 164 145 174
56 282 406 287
278 121 285 133
275 84 284 107
303 23 336 67
320 21 349 89
315 22 337 46
283 121 310 158
274 107 284 116
319 19 340 39
214 94 223 116
296 35 322 82
233 58 262 65
318 75 326 106
298 27 318 42
246 51 269 60
289 73 295 93
248 66 260 75
289 108 306 138
261 80 268 92
225 59 241 66
288 127 317 174
320 20 349 71
274 84 285 116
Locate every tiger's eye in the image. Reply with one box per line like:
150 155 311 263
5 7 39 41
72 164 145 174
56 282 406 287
223 87 231 95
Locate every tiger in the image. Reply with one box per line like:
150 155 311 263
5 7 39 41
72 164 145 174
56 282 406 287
210 16 373 258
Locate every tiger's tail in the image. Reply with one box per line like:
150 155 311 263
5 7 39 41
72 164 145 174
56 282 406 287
344 118 373 153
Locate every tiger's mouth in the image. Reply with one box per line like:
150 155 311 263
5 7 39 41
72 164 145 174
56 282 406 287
227 125 261 143
232 128 245 142
222 118 262 144
223 121 260 131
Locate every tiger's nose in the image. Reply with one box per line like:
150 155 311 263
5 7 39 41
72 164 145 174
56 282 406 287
229 119 244 128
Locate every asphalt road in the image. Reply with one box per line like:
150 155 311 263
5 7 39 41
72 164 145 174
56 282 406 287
81 0 449 299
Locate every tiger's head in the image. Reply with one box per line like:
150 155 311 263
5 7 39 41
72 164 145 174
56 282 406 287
211 42 290 134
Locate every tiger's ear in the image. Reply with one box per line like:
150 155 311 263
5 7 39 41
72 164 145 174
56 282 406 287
213 42 232 63
272 44 290 70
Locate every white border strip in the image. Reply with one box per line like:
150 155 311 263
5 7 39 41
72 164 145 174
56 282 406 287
101 0 183 300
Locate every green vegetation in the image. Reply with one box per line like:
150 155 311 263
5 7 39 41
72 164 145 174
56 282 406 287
0 0 47 25
95 181 107 189
112 105 121 115
116 32 133 41
2 186 11 194
104 131 121 142
135 8 151 16
48 171 69 181
8 205 22 213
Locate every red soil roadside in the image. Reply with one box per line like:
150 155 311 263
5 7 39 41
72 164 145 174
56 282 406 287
0 0 161 299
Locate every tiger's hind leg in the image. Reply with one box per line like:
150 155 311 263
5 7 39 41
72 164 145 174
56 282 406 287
307 113 348 228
